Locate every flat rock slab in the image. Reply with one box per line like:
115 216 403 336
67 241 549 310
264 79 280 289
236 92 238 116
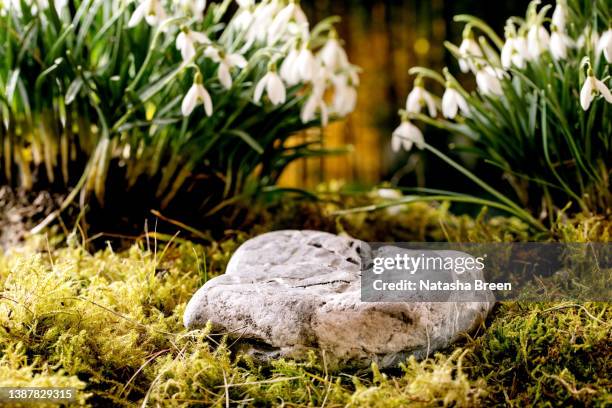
184 230 493 368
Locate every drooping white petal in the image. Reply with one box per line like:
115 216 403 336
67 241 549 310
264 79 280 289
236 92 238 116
580 77 595 111
551 4 566 31
442 88 459 119
320 38 349 71
458 37 482 73
196 84 213 116
190 31 210 44
594 78 612 104
406 86 436 117
253 75 268 103
391 121 424 152
218 62 232 89
280 48 300 85
181 84 199 116
301 93 318 123
266 72 286 105
228 53 247 68
501 38 514 69
296 47 316 81
527 25 550 60
476 67 504 96
550 31 571 60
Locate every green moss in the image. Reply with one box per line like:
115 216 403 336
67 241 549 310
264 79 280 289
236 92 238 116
0 201 610 406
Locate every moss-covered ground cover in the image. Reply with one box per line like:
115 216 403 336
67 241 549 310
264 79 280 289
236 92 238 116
0 199 610 407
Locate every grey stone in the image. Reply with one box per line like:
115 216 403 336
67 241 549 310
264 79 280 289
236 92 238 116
184 230 493 368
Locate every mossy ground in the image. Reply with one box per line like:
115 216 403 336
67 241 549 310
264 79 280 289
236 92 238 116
0 196 610 407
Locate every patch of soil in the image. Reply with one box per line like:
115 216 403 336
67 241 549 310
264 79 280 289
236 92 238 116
0 186 66 250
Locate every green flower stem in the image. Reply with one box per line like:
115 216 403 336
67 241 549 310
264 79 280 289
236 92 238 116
453 15 504 49
422 142 546 231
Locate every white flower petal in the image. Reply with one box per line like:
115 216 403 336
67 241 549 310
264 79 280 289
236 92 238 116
181 85 199 116
267 73 286 105
580 78 594 111
594 78 612 104
253 75 268 103
198 85 213 116
218 63 232 89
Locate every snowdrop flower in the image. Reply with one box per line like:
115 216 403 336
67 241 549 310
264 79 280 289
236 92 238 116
501 35 528 69
182 73 213 116
550 26 572 60
320 31 349 71
442 84 469 119
526 24 550 60
280 44 301 85
128 0 167 27
551 2 566 32
294 44 317 82
332 74 357 116
254 67 286 105
406 78 437 117
204 47 247 89
597 29 612 63
243 0 280 48
580 68 612 111
301 85 329 125
392 119 424 152
268 0 308 44
476 66 505 96
458 30 482 73
176 27 209 62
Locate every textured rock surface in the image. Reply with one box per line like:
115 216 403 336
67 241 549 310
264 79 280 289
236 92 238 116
184 230 493 368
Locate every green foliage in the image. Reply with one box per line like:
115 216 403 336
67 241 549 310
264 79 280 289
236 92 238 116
398 0 611 228
0 0 355 221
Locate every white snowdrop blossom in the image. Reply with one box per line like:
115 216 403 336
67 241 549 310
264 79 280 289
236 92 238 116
550 26 572 60
176 27 209 62
501 36 528 69
597 29 612 63
476 66 505 96
204 47 247 89
128 0 167 27
526 24 550 60
406 80 437 117
242 0 280 49
182 73 213 116
280 45 301 85
320 34 349 71
268 0 308 45
580 70 612 111
294 45 317 82
301 88 329 126
551 3 566 32
332 74 357 116
254 69 286 105
442 86 469 119
458 35 482 73
391 120 424 152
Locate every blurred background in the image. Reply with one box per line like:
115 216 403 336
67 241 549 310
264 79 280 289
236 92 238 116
279 0 536 192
